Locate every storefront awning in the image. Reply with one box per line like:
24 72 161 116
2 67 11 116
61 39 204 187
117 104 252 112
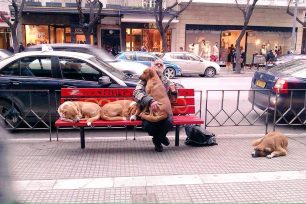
121 15 179 23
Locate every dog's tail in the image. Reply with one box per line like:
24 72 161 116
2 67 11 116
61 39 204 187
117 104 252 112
252 137 264 146
86 113 101 126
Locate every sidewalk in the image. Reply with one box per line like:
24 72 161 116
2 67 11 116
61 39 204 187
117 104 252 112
219 66 256 77
4 128 306 203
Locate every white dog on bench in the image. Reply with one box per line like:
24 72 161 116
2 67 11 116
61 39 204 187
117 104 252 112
58 101 101 126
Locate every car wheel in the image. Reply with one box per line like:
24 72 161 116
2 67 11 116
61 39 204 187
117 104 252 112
0 100 21 127
163 67 175 79
204 67 216 77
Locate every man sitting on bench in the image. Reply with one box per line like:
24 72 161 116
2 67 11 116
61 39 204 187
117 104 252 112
133 60 177 152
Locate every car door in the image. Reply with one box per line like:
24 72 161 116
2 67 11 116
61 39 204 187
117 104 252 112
0 56 61 123
184 53 204 74
167 53 188 74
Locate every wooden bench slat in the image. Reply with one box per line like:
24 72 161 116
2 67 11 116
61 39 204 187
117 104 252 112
172 115 204 125
55 115 203 127
61 88 195 98
61 98 135 106
55 119 142 127
178 89 195 96
172 106 195 115
61 97 195 106
61 88 135 97
173 98 194 105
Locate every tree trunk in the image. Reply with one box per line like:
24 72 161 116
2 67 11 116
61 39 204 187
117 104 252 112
85 32 91 44
11 28 19 53
234 45 242 74
161 31 167 52
234 30 246 74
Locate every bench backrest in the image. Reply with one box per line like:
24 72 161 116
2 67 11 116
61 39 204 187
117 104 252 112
60 88 196 115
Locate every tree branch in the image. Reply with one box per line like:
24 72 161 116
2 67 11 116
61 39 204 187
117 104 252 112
286 0 305 26
76 0 85 29
235 0 246 17
165 1 178 12
175 0 192 17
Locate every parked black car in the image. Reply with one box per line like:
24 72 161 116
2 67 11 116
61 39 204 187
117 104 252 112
0 50 137 127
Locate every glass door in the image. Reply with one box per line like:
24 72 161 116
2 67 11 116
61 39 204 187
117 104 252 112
50 26 65 43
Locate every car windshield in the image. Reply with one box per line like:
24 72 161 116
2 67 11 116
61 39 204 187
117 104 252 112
270 59 306 77
88 46 117 62
89 57 126 80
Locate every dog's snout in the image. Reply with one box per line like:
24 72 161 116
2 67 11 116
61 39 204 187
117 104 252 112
251 150 259 158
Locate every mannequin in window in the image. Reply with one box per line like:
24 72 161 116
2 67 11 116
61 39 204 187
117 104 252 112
189 43 195 53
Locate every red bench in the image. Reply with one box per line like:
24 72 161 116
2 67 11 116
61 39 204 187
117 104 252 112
55 88 204 149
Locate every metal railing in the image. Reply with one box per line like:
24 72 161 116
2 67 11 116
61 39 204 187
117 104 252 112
204 89 306 133
0 90 53 140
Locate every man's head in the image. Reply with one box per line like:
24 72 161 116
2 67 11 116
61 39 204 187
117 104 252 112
151 60 164 76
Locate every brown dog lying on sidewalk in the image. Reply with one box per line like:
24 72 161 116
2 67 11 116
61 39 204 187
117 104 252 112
100 100 139 121
58 101 101 126
251 131 288 159
139 68 172 122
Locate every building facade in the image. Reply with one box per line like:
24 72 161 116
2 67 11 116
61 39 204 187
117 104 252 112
0 0 11 49
1 0 306 62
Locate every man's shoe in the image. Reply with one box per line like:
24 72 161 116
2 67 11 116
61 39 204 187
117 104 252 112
160 136 170 146
154 143 163 152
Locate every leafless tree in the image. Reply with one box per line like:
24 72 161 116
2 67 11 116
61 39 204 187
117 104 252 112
286 0 305 26
76 0 103 44
0 0 25 53
234 0 258 73
154 0 192 52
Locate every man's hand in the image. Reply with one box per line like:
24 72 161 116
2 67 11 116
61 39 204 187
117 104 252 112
150 101 160 113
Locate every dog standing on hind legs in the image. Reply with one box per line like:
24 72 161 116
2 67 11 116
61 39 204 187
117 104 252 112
251 131 288 159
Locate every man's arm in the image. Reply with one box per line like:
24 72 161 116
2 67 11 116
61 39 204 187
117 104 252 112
133 80 155 107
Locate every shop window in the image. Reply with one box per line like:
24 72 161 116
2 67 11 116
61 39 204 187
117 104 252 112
142 0 156 8
25 25 49 46
126 28 169 52
142 0 166 8
76 34 93 45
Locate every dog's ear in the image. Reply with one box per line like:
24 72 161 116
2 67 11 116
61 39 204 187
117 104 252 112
148 69 155 78
72 105 81 117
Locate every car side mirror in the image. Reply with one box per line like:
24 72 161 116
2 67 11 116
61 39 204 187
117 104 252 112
98 76 111 86
200 59 203 62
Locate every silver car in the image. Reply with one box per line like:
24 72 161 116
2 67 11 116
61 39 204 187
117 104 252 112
162 52 220 77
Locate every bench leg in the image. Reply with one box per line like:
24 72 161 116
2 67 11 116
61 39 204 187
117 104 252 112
175 125 180 146
125 126 127 140
56 127 59 141
133 126 136 140
80 127 85 149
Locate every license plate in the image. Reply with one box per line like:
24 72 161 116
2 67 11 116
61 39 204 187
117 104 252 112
256 80 266 88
